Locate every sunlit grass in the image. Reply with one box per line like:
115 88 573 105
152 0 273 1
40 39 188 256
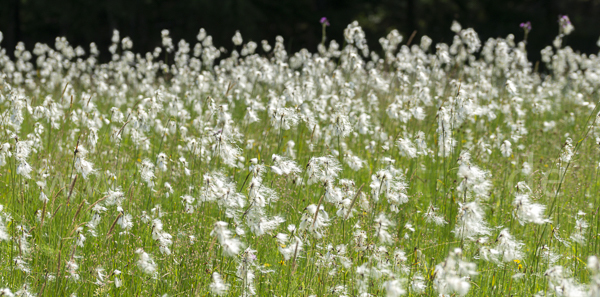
0 18 600 296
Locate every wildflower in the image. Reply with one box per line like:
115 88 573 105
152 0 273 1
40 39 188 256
15 140 33 179
269 107 300 131
247 211 285 236
451 20 462 33
113 270 122 288
180 195 195 213
73 146 95 179
104 188 125 206
457 152 492 201
156 153 168 172
210 272 230 296
140 159 156 188
460 28 481 53
453 201 490 240
212 132 242 168
344 152 365 171
161 29 173 52
589 256 600 296
331 111 353 138
87 204 107 237
164 182 173 198
396 138 417 159
570 212 589 245
277 227 303 261
14 284 33 296
0 143 11 166
136 248 157 276
246 173 278 208
75 227 86 247
424 204 447 226
373 213 394 244
15 225 31 255
370 168 409 213
94 267 106 286
210 221 243 257
495 229 524 262
538 245 560 265
117 213 133 231
261 40 271 52
356 113 371 135
383 279 406 297
353 224 368 251
237 247 258 296
39 191 49 203
544 266 586 296
196 28 207 41
285 140 296 159
232 31 243 46
410 274 427 294
299 204 330 239
558 138 574 164
420 35 433 51
307 156 341 185
512 192 550 225
522 162 532 175
559 15 574 35
433 248 477 297
0 288 14 297
520 21 532 33
151 219 173 255
500 140 512 157
271 154 301 176
13 256 30 273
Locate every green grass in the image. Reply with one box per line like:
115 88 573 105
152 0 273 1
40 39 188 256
0 24 599 296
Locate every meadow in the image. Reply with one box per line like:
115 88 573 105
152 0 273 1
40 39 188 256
1 17 600 296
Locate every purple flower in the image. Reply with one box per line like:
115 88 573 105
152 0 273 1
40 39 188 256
558 15 574 35
520 21 532 32
320 17 330 27
559 15 571 26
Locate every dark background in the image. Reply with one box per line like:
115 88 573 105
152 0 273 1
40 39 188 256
1 0 600 63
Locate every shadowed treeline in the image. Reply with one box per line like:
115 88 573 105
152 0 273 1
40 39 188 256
1 0 600 63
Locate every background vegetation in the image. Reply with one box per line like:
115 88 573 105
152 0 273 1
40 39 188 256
2 0 600 62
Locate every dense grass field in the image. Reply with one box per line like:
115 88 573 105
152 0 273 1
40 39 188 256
1 18 600 296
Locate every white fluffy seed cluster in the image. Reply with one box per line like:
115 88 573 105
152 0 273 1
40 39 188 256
0 16 600 296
